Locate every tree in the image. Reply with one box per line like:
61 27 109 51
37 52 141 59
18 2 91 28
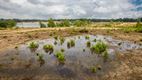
0 20 16 28
47 18 56 27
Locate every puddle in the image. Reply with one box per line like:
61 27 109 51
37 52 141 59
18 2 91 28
0 35 141 79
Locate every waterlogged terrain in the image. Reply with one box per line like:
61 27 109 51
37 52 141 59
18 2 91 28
0 35 141 80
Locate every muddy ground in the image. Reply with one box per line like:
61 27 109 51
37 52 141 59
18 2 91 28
0 27 142 80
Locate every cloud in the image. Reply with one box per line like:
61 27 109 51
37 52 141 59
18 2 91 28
0 0 141 19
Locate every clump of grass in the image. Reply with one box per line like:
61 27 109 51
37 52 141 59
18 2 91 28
54 36 58 40
55 51 65 63
54 41 57 45
28 41 39 50
85 35 90 39
86 41 91 47
83 49 85 52
90 41 107 54
36 53 45 66
93 39 97 42
67 39 75 48
59 37 65 45
61 48 65 52
90 66 97 73
43 44 54 53
102 50 108 60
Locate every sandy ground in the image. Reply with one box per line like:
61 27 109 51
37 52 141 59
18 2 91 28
0 27 142 80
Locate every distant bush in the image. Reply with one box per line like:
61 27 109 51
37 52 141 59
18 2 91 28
39 22 46 28
73 19 91 27
47 18 56 27
56 19 71 27
0 20 16 28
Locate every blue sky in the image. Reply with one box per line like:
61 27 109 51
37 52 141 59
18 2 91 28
0 0 141 19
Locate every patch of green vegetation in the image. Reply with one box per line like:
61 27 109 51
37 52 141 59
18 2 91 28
61 48 65 52
102 50 109 60
93 39 97 42
86 41 91 47
48 18 56 27
28 41 39 50
67 39 75 48
90 66 97 73
54 36 58 40
36 53 45 66
55 51 65 63
0 20 16 28
85 35 90 40
43 44 54 53
54 41 58 45
59 37 65 45
90 41 107 54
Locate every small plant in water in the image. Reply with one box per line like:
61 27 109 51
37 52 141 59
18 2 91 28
55 51 65 63
90 41 107 54
85 35 90 40
36 53 45 66
83 49 85 52
59 37 65 45
86 41 91 47
28 41 39 51
93 39 97 42
43 44 54 53
102 50 109 60
67 39 75 48
54 36 58 40
54 41 57 45
61 48 65 52
90 66 97 73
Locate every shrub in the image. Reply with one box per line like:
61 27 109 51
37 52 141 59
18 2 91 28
43 44 54 53
28 41 39 50
55 51 65 63
90 41 107 54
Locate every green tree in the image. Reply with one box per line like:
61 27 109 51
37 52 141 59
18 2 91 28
48 18 56 27
0 20 16 28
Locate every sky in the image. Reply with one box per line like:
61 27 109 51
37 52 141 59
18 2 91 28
0 0 141 19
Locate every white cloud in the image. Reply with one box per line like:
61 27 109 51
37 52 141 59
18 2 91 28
0 0 141 19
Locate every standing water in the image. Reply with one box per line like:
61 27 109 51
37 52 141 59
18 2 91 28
0 35 141 80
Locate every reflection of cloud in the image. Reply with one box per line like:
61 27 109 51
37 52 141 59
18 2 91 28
0 0 141 19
